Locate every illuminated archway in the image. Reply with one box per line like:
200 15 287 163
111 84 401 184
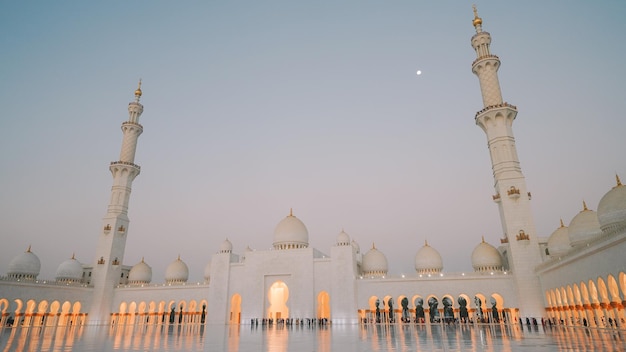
267 281 289 320
230 294 242 324
317 291 330 320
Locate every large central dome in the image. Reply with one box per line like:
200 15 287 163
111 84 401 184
273 209 309 250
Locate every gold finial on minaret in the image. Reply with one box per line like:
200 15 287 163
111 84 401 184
472 5 483 29
560 219 565 228
616 174 622 187
582 200 588 211
134 79 142 97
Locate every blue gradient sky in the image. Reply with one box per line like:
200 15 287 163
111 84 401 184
1 1 625 282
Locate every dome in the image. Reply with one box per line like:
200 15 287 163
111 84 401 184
273 209 309 250
471 238 503 273
7 246 41 280
128 258 152 284
415 241 443 274
165 256 189 284
55 255 83 283
336 230 350 246
203 261 211 283
547 220 571 257
219 238 233 253
568 201 602 247
362 244 388 277
597 175 626 233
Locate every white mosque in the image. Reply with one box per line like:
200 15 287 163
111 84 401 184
1 9 625 329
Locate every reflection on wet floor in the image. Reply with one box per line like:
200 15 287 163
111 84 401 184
0 322 624 351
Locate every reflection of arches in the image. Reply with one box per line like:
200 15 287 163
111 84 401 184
267 281 289 320
317 291 330 320
230 294 242 324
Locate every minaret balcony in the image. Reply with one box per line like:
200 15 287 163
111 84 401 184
471 54 499 67
492 193 501 203
474 102 517 119
103 224 111 234
110 161 141 170
506 186 520 199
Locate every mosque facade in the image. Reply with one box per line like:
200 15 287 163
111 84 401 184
1 10 625 329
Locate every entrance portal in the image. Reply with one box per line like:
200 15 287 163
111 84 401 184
267 281 289 320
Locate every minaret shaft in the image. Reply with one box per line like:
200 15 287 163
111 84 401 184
471 9 544 319
89 83 144 325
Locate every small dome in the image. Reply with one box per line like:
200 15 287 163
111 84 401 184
219 238 233 253
351 240 361 254
362 244 388 277
597 175 626 233
471 238 502 272
55 255 83 283
415 241 443 274
128 258 152 284
568 201 602 247
165 256 189 284
336 230 350 246
547 220 571 257
7 246 41 280
203 261 211 282
273 209 309 250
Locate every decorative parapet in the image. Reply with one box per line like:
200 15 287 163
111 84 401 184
112 257 120 266
507 186 520 199
500 237 509 244
117 225 125 234
516 230 530 241
97 257 105 265
103 224 111 234
492 193 501 202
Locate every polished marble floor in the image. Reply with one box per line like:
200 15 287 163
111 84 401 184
0 322 624 351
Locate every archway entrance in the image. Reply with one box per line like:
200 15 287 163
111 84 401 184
267 281 289 320
317 291 330 320
230 294 241 324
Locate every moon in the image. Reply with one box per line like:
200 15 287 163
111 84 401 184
416 70 422 76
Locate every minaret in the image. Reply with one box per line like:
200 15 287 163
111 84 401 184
470 7 544 318
88 82 144 324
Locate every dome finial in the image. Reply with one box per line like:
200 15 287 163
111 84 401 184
71 252 75 260
472 4 483 29
289 208 293 217
582 200 588 211
481 236 485 243
26 244 31 253
424 239 429 247
560 218 565 228
616 174 622 187
141 257 145 263
372 242 376 250
177 254 181 261
134 79 142 98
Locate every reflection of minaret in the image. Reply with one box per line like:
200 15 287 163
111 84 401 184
470 7 544 318
88 82 144 325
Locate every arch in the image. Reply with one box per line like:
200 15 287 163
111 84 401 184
230 294 242 324
267 281 289 320
597 277 610 304
607 275 621 302
317 291 330 320
48 301 60 327
617 271 626 299
580 282 590 304
60 301 71 326
573 284 583 306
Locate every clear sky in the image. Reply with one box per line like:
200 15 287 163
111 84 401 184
1 1 625 282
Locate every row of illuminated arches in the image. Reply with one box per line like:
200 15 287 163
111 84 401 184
111 299 209 326
359 293 517 324
545 272 626 329
0 298 84 327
